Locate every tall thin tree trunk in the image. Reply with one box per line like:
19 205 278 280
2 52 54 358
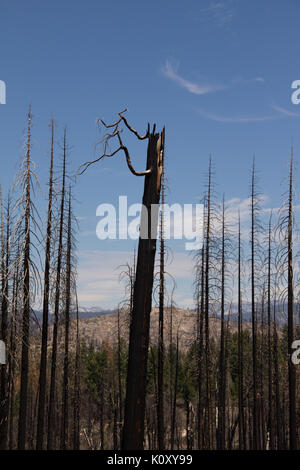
267 215 274 449
122 126 164 450
237 212 245 449
117 307 123 446
217 196 226 449
204 157 212 448
73 291 80 450
18 106 32 449
0 192 10 449
47 128 67 449
287 151 296 449
36 118 55 449
196 245 204 450
171 331 179 451
250 159 258 450
157 152 165 450
60 187 72 449
273 298 283 449
259 289 266 449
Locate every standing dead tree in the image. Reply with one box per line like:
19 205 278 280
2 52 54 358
36 118 55 450
249 158 264 450
0 190 11 450
15 106 41 449
157 147 165 451
60 186 73 450
79 109 165 450
275 149 297 450
18 107 33 449
47 128 68 449
237 211 246 449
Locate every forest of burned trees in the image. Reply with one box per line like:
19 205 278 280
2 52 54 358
0 108 299 450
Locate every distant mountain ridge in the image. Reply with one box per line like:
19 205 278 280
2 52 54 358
33 306 116 325
32 302 291 327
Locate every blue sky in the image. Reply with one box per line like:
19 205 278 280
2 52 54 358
1 0 300 308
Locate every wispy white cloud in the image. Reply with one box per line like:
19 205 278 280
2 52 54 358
197 108 280 123
197 101 300 123
231 76 265 85
272 104 300 117
162 59 265 98
162 60 225 95
198 1 236 26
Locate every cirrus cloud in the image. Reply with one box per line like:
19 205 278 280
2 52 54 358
162 60 225 95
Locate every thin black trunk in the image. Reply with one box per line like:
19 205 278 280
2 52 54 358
238 212 245 449
18 106 32 449
73 292 80 450
0 194 10 449
60 187 72 449
250 159 258 450
217 197 226 449
287 152 296 449
204 157 212 448
157 155 165 450
36 118 54 449
47 128 67 449
122 127 164 450
267 216 274 449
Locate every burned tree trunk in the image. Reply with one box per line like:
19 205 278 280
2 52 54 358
73 292 80 450
217 196 226 450
79 111 165 450
36 118 55 450
287 153 296 450
204 158 212 449
237 212 245 450
0 192 10 450
250 159 258 450
267 215 274 449
122 127 164 450
157 150 165 451
60 187 72 450
47 128 67 449
18 107 33 449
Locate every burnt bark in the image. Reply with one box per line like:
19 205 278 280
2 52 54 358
122 127 165 450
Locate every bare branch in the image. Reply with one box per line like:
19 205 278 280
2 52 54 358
79 110 153 176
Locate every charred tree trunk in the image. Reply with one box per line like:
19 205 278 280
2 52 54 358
0 193 10 449
237 212 245 449
196 245 204 450
259 290 266 449
273 298 283 449
287 153 296 450
157 152 165 450
79 112 164 450
47 128 67 449
204 158 212 448
18 107 32 449
267 215 274 449
122 126 165 450
36 118 55 449
217 196 226 450
117 307 123 446
60 187 72 450
73 292 80 450
250 160 258 450
171 331 179 451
